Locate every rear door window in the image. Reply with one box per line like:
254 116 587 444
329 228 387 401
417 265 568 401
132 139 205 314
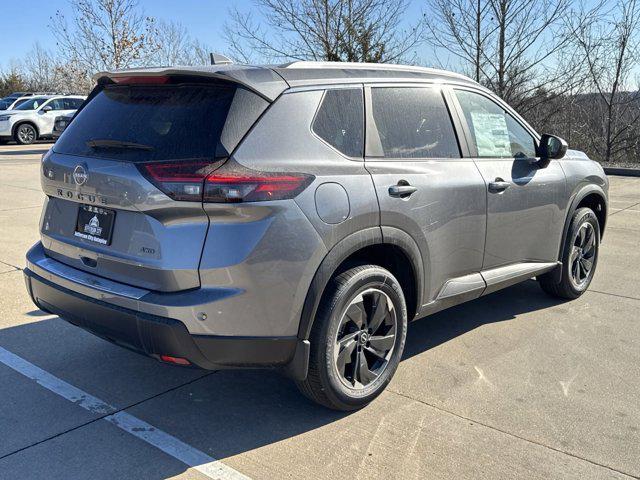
63 98 84 109
370 87 460 159
54 83 268 162
312 88 364 158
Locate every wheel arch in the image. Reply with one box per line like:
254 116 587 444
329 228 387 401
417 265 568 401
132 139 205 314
552 184 607 284
296 227 423 342
12 121 40 139
285 226 423 381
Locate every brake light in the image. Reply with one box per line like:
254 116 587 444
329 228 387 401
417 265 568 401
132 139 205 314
138 160 314 203
112 76 170 85
204 172 314 203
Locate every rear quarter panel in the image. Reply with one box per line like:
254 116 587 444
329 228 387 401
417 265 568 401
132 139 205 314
197 88 379 336
232 88 380 248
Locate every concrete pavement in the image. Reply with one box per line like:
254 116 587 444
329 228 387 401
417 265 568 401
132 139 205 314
0 144 638 479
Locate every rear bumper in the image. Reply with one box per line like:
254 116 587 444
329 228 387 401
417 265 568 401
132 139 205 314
24 244 298 370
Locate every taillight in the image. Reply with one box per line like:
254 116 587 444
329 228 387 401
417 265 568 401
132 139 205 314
138 161 216 201
138 160 314 203
204 172 314 203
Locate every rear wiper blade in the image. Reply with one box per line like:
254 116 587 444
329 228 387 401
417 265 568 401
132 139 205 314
86 139 154 151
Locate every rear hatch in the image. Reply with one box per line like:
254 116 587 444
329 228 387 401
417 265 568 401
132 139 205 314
40 76 270 292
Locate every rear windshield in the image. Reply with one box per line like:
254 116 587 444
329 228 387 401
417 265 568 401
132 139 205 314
54 83 269 162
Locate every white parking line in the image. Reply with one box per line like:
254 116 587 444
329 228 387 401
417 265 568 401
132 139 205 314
0 346 250 480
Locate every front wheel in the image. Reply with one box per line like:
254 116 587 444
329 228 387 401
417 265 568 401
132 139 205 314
14 124 37 145
539 207 600 299
296 265 408 410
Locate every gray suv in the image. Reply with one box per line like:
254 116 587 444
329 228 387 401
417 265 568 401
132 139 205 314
24 62 608 410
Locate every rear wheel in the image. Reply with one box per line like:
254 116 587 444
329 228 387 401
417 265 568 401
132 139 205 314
296 265 407 410
14 123 37 145
539 207 600 299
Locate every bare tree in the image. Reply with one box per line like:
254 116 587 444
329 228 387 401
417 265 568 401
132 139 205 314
50 0 159 83
150 21 214 66
424 0 582 114
423 0 494 82
224 0 425 63
568 0 640 163
22 43 60 91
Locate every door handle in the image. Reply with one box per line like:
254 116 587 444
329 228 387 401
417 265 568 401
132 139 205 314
388 184 418 198
488 179 511 193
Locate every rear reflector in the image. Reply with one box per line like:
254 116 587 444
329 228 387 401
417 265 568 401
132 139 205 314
160 355 191 366
137 160 313 203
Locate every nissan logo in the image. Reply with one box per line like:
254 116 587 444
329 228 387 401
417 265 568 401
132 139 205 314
73 165 88 186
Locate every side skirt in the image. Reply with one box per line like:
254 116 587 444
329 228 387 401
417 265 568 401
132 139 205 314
416 261 560 319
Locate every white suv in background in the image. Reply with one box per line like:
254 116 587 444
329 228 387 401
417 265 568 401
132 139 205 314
0 95 86 145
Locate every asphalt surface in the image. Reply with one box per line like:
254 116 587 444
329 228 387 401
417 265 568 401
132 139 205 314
0 142 638 479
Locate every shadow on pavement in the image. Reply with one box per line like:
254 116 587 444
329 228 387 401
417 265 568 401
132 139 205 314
403 279 565 360
0 279 564 477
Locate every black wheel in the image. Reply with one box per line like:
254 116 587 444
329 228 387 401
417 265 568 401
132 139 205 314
296 264 407 411
14 123 37 145
539 207 600 299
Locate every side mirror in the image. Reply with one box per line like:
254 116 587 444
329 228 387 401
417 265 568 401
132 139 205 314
539 134 568 160
42 105 53 113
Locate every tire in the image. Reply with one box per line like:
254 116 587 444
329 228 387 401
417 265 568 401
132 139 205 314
296 264 408 410
538 207 600 299
14 123 37 145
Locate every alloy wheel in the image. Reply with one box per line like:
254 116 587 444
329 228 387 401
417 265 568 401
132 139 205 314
333 288 397 389
569 222 596 289
18 125 36 144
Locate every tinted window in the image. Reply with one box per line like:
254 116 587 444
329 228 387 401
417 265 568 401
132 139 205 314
15 97 48 110
54 84 268 162
312 88 364 157
371 87 460 159
64 98 84 109
454 89 536 158
48 99 66 110
13 98 29 108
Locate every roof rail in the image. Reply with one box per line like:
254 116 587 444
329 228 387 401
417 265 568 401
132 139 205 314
280 61 471 81
210 53 233 65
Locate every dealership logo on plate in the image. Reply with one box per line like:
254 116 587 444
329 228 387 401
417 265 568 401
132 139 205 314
73 165 88 185
84 215 103 236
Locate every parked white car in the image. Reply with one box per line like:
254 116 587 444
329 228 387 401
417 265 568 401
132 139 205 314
0 95 86 144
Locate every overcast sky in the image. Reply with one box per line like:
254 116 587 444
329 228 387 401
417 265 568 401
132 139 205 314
0 0 431 69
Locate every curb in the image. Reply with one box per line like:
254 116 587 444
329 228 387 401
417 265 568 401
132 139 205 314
604 167 640 177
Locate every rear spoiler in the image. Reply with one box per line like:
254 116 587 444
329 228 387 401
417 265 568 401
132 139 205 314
92 65 289 102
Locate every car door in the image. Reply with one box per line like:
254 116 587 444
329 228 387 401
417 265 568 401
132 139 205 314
364 85 487 307
38 98 66 135
450 87 567 269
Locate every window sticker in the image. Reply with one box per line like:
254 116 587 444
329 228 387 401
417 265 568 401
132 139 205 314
470 112 511 157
